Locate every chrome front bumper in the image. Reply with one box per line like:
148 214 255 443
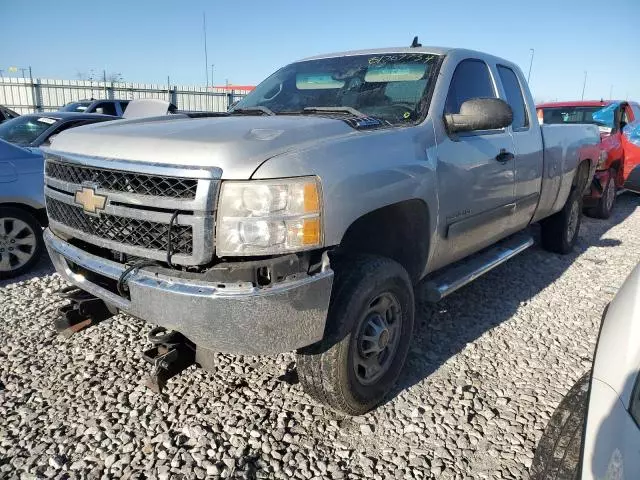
44 229 333 355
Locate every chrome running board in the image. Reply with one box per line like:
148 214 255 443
423 232 534 302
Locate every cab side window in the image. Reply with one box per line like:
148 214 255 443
444 59 496 114
93 102 118 116
497 65 529 130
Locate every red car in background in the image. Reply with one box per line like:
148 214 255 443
536 100 640 218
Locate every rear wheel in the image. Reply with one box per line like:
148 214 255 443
541 185 583 254
0 207 44 280
531 373 589 479
588 170 616 219
297 255 414 415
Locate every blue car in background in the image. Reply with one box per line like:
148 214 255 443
0 112 118 279
0 140 47 279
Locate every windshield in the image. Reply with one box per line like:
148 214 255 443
541 106 608 127
233 53 440 125
60 102 91 112
0 115 58 146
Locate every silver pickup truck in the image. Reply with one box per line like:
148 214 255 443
42 45 600 414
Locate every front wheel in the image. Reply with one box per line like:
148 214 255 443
531 373 589 479
297 255 414 415
540 185 583 254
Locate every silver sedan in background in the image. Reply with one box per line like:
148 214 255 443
532 166 640 479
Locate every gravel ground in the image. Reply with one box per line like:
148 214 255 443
1 193 639 480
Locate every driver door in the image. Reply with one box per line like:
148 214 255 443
436 59 516 261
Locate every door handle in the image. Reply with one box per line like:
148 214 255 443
496 149 515 163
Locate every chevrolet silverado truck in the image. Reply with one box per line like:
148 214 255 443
537 100 640 218
42 45 600 415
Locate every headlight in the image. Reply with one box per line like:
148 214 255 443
597 150 608 170
216 177 322 256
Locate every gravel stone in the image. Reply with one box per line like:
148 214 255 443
1 195 639 479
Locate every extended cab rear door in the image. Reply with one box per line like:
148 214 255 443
434 58 516 261
495 64 543 230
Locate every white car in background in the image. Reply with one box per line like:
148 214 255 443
532 165 640 479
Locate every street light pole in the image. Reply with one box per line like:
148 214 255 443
203 12 209 88
527 48 534 84
581 71 587 100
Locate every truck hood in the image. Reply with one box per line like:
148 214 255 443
49 115 356 179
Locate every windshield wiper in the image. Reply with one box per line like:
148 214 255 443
301 106 391 128
302 106 368 117
230 106 275 116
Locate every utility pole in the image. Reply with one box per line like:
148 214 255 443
211 64 215 88
527 48 534 84
581 71 587 101
203 12 209 88
19 68 27 78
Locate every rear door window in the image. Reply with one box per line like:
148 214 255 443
444 59 496 114
497 65 529 130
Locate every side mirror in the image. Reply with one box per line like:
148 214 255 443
624 164 640 194
445 98 513 134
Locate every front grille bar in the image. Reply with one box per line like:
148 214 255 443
46 160 198 199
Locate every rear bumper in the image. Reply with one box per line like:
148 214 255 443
44 228 333 355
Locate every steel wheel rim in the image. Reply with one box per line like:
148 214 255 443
605 179 615 211
0 217 37 272
352 292 402 385
566 197 580 243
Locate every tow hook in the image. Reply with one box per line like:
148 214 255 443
55 287 115 337
142 327 196 394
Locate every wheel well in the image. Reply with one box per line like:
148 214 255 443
574 160 591 192
610 159 622 173
0 203 48 227
336 199 429 284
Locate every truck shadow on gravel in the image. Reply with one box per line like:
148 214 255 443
386 193 639 404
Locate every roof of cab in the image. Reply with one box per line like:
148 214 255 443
299 46 453 61
297 46 519 69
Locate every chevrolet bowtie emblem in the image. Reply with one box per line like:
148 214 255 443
74 187 107 214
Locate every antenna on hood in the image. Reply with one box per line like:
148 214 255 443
411 36 422 48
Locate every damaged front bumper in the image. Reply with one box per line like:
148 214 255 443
44 228 333 355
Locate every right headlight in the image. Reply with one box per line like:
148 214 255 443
216 177 322 256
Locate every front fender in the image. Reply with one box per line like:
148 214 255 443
251 122 439 250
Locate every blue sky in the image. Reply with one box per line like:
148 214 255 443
1 0 639 102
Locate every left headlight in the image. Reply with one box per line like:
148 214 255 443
216 177 322 256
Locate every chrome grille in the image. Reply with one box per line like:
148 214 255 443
45 161 198 199
46 197 193 255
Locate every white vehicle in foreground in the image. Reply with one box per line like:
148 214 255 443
532 165 640 479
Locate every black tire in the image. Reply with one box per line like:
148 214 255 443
540 185 583 254
297 255 414 415
0 207 44 280
531 373 590 480
588 169 616 219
